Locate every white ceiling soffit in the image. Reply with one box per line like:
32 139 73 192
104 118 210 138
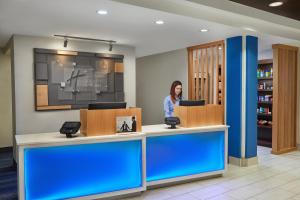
0 0 299 57
0 0 243 57
113 0 300 41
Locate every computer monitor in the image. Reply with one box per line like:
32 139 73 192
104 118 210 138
88 102 127 110
179 100 205 106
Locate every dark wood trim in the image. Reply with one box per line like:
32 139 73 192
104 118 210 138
271 147 297 155
187 40 224 50
258 59 273 65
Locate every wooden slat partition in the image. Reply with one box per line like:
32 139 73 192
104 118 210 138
272 44 298 154
215 45 219 104
188 50 194 100
187 40 225 106
200 49 204 99
221 43 225 105
205 48 209 103
209 47 213 104
195 50 199 100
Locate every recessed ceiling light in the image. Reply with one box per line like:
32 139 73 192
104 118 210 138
97 10 108 15
200 29 209 32
244 27 257 32
155 20 164 25
269 2 283 7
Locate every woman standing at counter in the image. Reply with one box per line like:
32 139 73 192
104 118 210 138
164 80 183 117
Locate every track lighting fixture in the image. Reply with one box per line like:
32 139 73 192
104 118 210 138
63 37 68 48
109 42 113 51
54 35 116 51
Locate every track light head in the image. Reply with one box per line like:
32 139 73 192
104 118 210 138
109 42 113 51
64 38 68 48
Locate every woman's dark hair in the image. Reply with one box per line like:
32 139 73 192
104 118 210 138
170 80 182 104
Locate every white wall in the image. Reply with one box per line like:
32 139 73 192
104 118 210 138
0 52 13 147
136 48 188 125
258 49 273 60
13 35 136 134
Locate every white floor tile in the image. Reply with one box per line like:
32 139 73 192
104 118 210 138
167 193 199 200
292 194 300 200
253 188 295 200
206 194 237 200
225 183 266 199
279 178 300 194
121 147 300 200
188 185 229 199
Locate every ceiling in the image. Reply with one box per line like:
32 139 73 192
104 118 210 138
0 0 298 57
229 0 300 21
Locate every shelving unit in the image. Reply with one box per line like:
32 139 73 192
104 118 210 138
257 59 273 147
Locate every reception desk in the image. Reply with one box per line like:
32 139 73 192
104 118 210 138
16 125 228 200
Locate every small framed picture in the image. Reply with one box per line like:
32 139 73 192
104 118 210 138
116 116 137 133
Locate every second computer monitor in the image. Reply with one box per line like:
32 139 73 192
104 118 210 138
179 100 205 106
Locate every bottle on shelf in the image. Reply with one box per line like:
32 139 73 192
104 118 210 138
270 67 273 77
260 70 264 78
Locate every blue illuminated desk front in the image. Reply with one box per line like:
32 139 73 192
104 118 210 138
16 125 228 200
16 133 146 200
144 125 228 186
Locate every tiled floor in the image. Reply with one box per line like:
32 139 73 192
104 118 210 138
123 146 300 200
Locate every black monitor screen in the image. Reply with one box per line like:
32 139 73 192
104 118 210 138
88 102 127 110
179 100 205 106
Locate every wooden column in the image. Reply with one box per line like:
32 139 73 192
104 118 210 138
272 44 298 154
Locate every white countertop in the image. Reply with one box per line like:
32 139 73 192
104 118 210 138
15 124 229 147
15 132 145 147
142 124 229 135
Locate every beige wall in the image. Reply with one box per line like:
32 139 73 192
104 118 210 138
297 48 300 146
136 48 188 125
0 51 13 147
12 35 136 135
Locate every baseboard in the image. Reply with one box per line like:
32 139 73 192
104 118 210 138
271 147 297 155
0 146 13 153
229 156 258 167
147 174 222 190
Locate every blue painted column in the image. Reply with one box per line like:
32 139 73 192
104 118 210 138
226 35 258 166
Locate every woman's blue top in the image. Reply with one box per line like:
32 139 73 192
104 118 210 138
163 95 182 117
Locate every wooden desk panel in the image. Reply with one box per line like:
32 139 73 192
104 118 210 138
174 105 224 128
80 108 142 136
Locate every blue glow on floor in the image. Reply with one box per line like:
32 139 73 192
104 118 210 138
24 140 142 200
146 131 225 182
